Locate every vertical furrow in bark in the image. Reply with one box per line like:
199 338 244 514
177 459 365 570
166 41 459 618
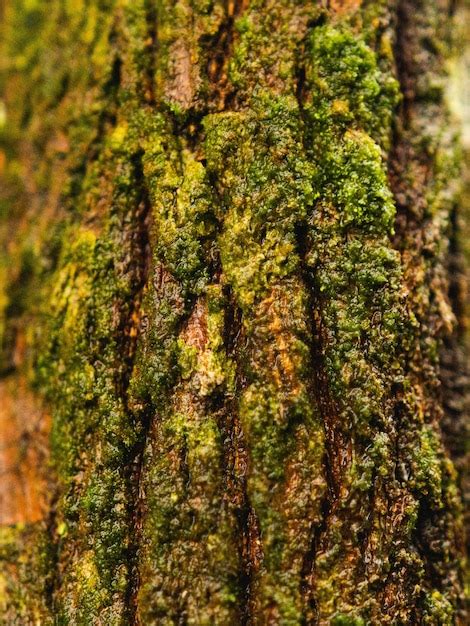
203 0 249 109
221 279 262 624
293 217 347 623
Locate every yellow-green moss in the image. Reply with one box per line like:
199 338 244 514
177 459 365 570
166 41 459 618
0 524 53 624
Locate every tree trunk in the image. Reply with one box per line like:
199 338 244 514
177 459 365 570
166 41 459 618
0 0 467 624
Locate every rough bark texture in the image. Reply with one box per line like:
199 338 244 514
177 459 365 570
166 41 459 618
0 0 468 624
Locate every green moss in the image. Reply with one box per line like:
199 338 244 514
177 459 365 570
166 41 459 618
423 590 454 625
331 614 366 626
228 0 321 99
301 21 404 433
176 337 198 379
316 130 395 232
204 94 316 309
414 425 445 507
306 24 400 147
147 147 214 295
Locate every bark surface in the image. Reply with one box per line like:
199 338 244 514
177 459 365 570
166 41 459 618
0 0 468 624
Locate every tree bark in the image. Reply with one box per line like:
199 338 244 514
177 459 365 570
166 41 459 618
0 0 467 624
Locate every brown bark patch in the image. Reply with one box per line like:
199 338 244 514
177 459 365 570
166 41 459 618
181 298 208 353
329 0 362 18
0 378 50 525
165 39 201 110
259 288 301 394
